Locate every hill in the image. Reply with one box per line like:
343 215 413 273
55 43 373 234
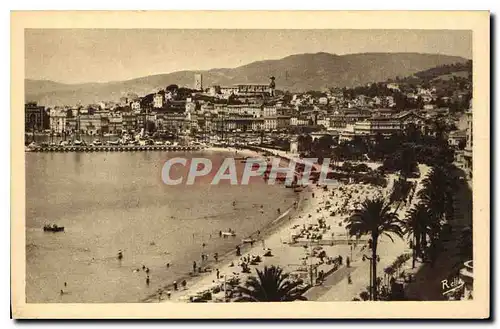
25 52 468 106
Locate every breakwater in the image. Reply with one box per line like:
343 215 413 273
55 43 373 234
25 145 205 153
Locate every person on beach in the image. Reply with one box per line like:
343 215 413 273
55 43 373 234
64 282 67 287
117 251 123 261
346 257 350 268
193 261 197 273
146 276 150 286
182 280 187 290
173 281 178 291
142 265 146 270
146 267 150 274
166 263 170 268
216 269 220 280
158 289 163 302
214 253 219 262
167 290 172 299
219 231 222 238
348 274 352 285
236 246 241 256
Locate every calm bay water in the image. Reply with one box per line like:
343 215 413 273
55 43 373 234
26 150 296 303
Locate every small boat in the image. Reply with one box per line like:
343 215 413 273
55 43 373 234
221 231 236 237
242 238 256 244
43 224 64 232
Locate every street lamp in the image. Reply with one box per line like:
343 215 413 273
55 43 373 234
362 254 380 301
308 242 314 286
223 274 228 303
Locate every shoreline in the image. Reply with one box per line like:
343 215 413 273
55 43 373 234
141 146 308 302
164 182 333 303
155 149 429 303
26 146 298 303
141 179 308 303
148 146 347 303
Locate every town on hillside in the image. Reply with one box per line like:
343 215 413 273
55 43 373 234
24 61 473 179
21 26 478 308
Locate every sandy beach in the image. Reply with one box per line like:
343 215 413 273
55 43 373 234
140 146 304 302
138 146 429 303
122 145 432 303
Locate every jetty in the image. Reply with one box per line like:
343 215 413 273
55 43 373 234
25 145 206 153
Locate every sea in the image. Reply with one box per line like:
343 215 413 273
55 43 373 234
25 149 297 302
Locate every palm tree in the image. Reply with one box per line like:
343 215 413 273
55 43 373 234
420 166 457 217
346 197 403 301
298 134 313 153
417 166 458 265
431 118 448 142
402 203 429 268
389 178 414 212
235 265 307 302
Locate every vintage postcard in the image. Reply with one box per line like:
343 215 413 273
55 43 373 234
11 11 490 319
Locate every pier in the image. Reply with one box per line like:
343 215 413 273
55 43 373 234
25 145 206 153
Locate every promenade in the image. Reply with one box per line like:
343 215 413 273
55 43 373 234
149 149 429 303
303 164 429 301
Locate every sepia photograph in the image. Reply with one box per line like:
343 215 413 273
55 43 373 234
10 11 490 319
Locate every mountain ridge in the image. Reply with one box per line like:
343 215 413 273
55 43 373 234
26 52 468 107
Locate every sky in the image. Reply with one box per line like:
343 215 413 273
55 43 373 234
25 29 472 84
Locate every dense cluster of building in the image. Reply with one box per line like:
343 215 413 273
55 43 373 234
25 73 473 177
454 109 473 179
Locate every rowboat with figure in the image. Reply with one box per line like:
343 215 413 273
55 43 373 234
43 224 65 232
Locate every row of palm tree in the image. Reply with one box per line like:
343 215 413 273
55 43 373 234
344 165 459 300
403 165 459 268
232 166 459 302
